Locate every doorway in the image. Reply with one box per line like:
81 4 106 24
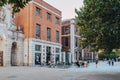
0 51 3 66
11 42 17 66
0 35 4 66
35 53 41 65
55 54 59 64
46 47 51 65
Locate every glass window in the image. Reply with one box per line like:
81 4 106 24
56 17 59 24
56 31 59 42
55 54 59 64
35 45 41 51
47 12 51 20
56 48 60 53
62 27 64 35
47 28 51 40
36 7 40 15
36 24 40 38
65 37 68 46
65 26 69 32
35 53 41 65
62 38 64 46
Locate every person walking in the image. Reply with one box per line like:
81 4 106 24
108 58 111 66
112 59 114 66
95 59 98 68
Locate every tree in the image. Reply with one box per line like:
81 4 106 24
0 0 31 13
75 0 120 54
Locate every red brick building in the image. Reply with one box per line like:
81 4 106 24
61 19 81 63
61 19 96 63
14 0 62 66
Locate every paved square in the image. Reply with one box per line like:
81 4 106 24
0 61 120 80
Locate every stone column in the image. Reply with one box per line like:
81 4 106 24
69 52 72 64
92 52 94 62
95 51 98 59
49 46 54 64
6 40 12 66
23 39 29 66
70 19 75 63
41 45 44 63
77 51 79 61
62 52 66 63
82 49 84 60
59 48 62 63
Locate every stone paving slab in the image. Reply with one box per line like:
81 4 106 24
0 62 120 80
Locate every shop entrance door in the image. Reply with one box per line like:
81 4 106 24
35 53 41 65
46 47 51 65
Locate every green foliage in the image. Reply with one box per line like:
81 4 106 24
104 52 118 59
0 0 31 13
75 0 120 53
99 51 118 59
113 49 120 56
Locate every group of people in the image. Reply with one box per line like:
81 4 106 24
108 59 114 66
95 58 115 68
76 61 89 67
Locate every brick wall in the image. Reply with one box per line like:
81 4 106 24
14 0 61 44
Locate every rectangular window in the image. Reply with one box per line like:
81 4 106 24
35 45 41 51
36 24 40 38
47 12 51 20
56 17 59 24
62 38 64 46
56 48 60 53
56 31 59 42
62 27 64 35
47 28 51 40
36 7 40 15
65 26 70 32
65 37 68 46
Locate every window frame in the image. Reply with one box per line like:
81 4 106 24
65 26 70 32
56 48 60 53
56 31 59 42
36 7 41 16
36 24 40 38
35 45 41 51
65 37 68 46
55 17 59 24
47 28 51 41
47 12 51 20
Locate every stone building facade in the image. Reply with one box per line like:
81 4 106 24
0 5 24 66
14 0 62 66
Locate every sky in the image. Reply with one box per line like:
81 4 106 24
43 0 84 20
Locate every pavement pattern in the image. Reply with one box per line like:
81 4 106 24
0 61 120 80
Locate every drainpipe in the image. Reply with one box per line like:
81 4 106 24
27 4 30 66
